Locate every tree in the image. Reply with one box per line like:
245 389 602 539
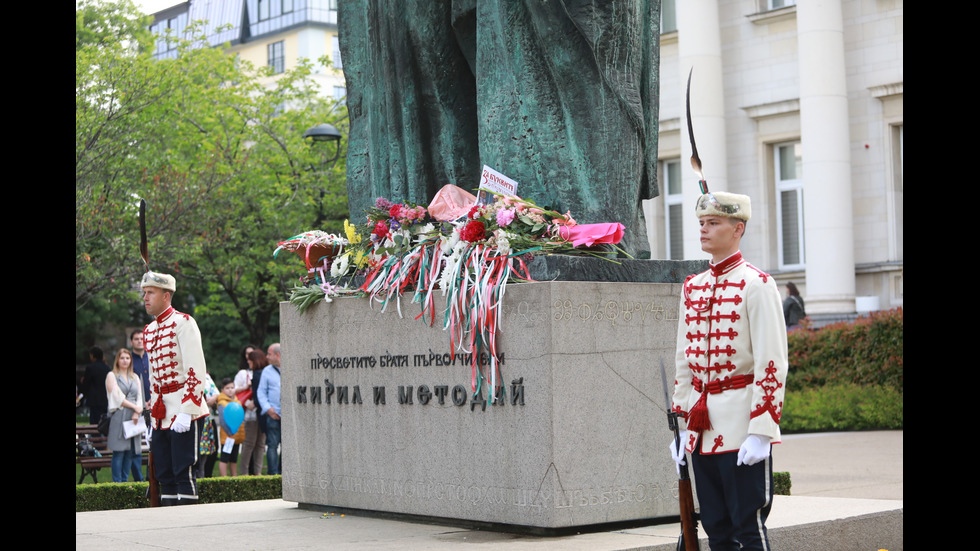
76 6 348 368
76 0 153 52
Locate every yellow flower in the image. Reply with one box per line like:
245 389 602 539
354 250 368 268
344 219 362 245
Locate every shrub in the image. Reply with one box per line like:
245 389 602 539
781 383 903 432
773 472 791 496
787 308 903 392
75 475 282 512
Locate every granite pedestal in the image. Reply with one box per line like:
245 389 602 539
280 261 704 531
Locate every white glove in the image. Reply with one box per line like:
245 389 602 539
171 413 192 433
669 430 688 474
737 434 771 466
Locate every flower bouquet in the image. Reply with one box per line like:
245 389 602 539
277 188 627 402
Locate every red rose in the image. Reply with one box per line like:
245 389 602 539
389 205 402 219
373 221 389 239
460 220 486 242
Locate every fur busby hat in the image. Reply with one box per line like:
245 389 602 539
695 191 752 222
140 271 176 292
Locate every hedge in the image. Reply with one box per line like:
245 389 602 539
76 475 282 512
75 473 793 511
782 307 903 432
781 383 903 432
786 307 903 392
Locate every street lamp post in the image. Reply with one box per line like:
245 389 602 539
303 123 344 227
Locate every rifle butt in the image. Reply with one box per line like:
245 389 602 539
148 451 160 507
678 478 700 551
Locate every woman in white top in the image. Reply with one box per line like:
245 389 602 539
105 348 145 483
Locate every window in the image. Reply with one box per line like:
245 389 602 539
268 41 285 74
774 141 804 269
768 0 796 8
333 86 347 105
331 35 343 70
661 0 677 33
891 124 903 261
662 159 683 260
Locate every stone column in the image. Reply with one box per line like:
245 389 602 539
797 0 856 314
676 0 727 261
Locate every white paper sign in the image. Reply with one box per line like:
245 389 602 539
476 165 519 205
123 417 147 439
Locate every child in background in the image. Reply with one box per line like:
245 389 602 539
216 377 246 476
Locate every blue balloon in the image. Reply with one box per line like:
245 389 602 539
221 401 245 436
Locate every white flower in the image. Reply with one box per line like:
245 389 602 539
414 223 436 243
496 235 511 257
439 257 455 293
330 254 351 277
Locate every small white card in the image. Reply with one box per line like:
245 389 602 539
476 165 519 205
222 437 236 454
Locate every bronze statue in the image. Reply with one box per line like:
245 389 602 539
339 0 661 256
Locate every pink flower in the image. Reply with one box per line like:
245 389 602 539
496 208 515 227
554 211 577 227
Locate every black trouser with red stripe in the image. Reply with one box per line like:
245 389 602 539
151 418 205 505
691 446 774 551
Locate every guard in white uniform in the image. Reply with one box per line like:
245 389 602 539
670 191 788 550
141 272 210 505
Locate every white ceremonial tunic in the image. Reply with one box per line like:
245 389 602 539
144 306 210 430
672 251 788 455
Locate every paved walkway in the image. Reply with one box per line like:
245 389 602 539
76 431 903 550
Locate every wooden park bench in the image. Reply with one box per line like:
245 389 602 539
76 424 149 484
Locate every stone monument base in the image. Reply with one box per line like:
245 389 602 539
280 262 704 531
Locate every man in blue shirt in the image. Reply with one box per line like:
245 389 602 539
257 343 282 475
129 330 150 481
130 330 151 404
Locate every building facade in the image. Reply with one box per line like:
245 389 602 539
645 0 902 322
149 0 903 322
149 0 346 102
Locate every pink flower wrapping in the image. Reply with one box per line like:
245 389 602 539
427 184 477 222
558 223 625 247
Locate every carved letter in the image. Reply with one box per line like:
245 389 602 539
451 385 467 406
417 385 432 405
398 386 413 404
510 377 525 406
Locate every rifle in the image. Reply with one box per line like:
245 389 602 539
148 449 160 507
661 360 700 551
140 202 160 508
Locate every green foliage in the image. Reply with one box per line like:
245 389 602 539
76 0 153 52
781 383 903 432
781 308 903 432
75 476 283 512
786 308 903 392
773 472 791 496
77 3 349 356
